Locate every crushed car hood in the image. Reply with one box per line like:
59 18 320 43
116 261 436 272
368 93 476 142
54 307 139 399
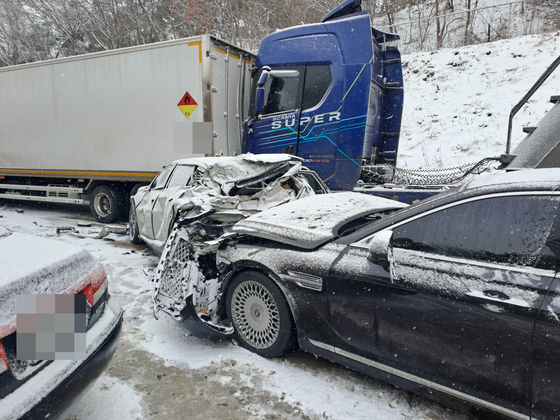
0 230 98 326
175 153 304 195
231 192 408 249
171 154 320 228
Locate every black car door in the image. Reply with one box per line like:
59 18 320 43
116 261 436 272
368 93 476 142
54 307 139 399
327 193 560 419
531 224 560 419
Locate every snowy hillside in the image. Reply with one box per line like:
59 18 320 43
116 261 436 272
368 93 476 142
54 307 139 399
371 0 547 53
398 31 560 169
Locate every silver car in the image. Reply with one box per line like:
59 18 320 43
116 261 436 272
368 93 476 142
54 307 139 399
129 153 328 255
0 225 122 420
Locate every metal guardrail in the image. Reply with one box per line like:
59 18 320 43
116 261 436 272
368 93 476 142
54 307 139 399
505 54 560 155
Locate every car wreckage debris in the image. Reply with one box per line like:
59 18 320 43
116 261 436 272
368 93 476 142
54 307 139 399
152 217 233 334
148 154 329 333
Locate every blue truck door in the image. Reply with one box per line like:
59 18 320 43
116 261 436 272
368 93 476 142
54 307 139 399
244 67 304 155
297 60 372 190
296 65 343 178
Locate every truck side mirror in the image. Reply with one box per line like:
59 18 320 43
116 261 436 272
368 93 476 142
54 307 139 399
269 70 299 78
256 87 265 114
367 230 393 267
257 69 270 86
255 67 270 115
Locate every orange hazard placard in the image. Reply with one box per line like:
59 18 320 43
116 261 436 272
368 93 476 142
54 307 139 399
177 91 198 119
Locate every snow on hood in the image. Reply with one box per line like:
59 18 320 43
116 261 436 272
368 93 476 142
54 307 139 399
0 231 98 326
231 192 407 249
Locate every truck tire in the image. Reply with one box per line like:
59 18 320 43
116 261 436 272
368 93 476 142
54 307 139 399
89 185 125 223
129 202 143 244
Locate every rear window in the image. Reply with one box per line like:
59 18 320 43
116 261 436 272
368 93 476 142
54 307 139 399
167 165 195 188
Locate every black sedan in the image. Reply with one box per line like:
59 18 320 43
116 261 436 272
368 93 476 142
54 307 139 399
213 168 560 420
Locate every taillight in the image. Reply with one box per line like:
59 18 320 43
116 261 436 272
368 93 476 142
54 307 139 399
80 264 108 306
0 342 9 375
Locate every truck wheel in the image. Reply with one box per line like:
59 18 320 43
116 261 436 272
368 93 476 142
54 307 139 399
89 186 124 223
226 271 297 358
129 202 143 244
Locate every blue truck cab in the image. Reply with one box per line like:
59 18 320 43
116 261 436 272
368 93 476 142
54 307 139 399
243 0 404 190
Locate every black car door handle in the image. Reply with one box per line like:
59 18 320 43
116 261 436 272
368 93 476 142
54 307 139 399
483 290 509 300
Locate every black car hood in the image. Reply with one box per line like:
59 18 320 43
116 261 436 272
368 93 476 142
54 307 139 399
231 192 407 249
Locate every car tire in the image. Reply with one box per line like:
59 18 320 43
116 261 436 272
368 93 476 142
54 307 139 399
226 271 296 357
129 202 143 244
89 185 125 223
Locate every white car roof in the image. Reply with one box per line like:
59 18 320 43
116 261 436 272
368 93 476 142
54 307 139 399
170 153 301 169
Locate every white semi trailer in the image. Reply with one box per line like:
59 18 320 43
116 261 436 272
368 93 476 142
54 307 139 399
0 35 255 222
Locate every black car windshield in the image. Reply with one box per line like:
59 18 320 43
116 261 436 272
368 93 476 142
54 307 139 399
337 209 402 237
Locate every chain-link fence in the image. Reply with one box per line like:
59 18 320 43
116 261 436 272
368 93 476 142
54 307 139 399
362 157 500 185
372 1 546 53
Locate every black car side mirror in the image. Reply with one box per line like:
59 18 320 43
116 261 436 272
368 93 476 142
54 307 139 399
367 230 393 267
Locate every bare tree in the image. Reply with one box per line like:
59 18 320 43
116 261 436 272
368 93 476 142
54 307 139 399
0 0 61 65
304 0 341 20
435 0 454 49
531 0 560 30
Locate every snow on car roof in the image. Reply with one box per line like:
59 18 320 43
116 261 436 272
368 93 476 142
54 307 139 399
171 153 299 168
0 232 97 325
462 168 560 191
170 153 305 191
231 192 407 249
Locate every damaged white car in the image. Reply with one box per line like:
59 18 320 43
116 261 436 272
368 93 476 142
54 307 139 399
129 153 328 255
135 153 328 331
